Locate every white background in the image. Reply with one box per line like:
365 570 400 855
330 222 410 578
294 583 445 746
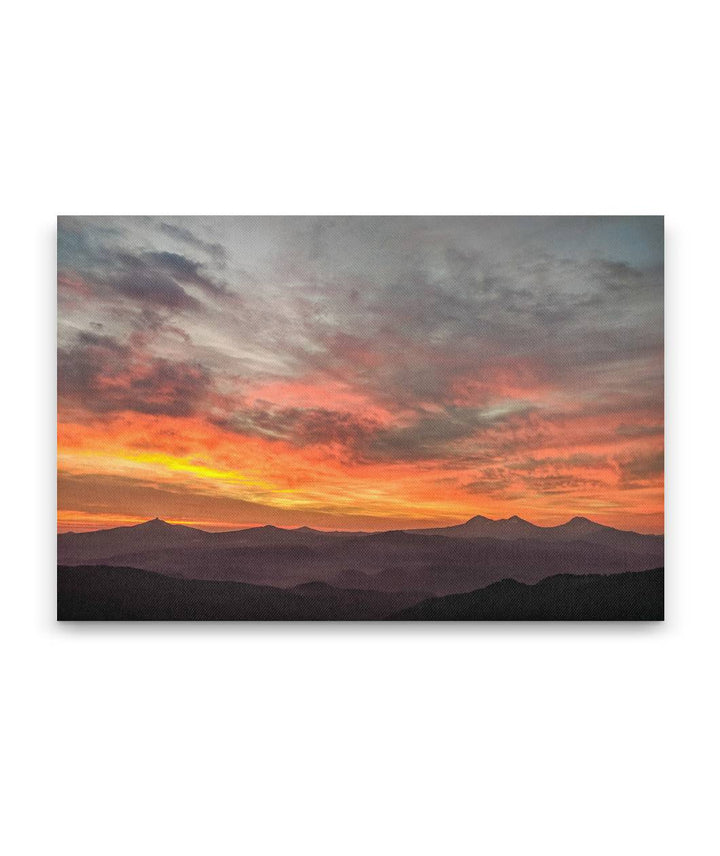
2 2 718 854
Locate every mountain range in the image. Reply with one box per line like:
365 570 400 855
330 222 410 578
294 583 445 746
58 514 663 598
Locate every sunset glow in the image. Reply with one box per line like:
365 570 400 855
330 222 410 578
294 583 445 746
58 216 663 534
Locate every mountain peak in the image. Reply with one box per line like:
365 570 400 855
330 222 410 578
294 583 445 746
466 514 493 524
138 517 172 528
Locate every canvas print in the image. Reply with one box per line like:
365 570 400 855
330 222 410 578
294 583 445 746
57 216 664 620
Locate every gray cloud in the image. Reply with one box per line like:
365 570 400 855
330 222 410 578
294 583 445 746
618 451 665 486
58 331 211 417
58 218 230 317
616 423 664 438
158 223 228 265
110 269 201 311
141 251 226 296
213 401 532 466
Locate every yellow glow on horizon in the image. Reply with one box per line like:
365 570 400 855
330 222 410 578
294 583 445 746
58 442 481 522
124 452 294 494
57 410 664 535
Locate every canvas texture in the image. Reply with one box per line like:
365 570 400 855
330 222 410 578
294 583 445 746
57 216 664 620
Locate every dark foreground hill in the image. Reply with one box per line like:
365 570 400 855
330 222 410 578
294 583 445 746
390 568 664 621
57 565 427 621
58 564 662 621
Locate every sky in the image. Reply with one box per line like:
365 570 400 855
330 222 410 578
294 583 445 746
57 216 664 533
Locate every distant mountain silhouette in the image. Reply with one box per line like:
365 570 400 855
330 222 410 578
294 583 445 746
416 513 540 539
390 568 664 621
412 514 662 554
57 517 212 563
58 514 663 597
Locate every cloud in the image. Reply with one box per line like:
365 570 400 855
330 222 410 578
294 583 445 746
616 423 664 438
359 406 528 463
463 472 604 497
76 331 128 352
618 451 665 486
108 249 227 308
271 247 663 421
213 400 532 465
110 268 202 311
158 223 228 265
58 332 211 417
506 453 610 472
212 406 380 450
58 218 229 315
141 251 227 296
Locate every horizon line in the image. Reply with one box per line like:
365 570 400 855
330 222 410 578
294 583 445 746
57 513 665 537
